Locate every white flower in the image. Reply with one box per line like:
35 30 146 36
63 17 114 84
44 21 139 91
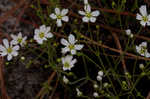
50 8 69 27
11 32 27 46
93 92 99 98
136 5 150 27
34 25 53 44
76 88 82 97
0 39 20 61
98 71 103 76
78 4 100 23
63 76 69 84
61 55 77 71
125 29 133 38
97 75 102 81
61 34 84 55
136 42 150 57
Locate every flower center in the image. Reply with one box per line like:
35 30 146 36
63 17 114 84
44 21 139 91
57 15 62 19
64 62 70 68
140 46 147 54
69 44 75 50
7 47 12 54
86 12 92 18
143 16 148 22
39 32 45 38
17 38 22 43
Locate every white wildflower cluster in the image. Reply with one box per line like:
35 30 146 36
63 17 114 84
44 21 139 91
125 29 133 38
97 70 104 81
136 5 150 27
61 34 84 71
91 70 104 98
0 32 27 61
78 0 100 23
136 42 150 57
49 0 100 27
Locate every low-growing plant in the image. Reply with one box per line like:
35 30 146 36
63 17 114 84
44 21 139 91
0 0 150 99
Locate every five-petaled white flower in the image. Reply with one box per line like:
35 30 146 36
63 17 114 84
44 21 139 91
50 8 69 27
61 55 77 71
34 25 53 44
136 5 150 27
136 42 150 57
61 34 84 55
78 4 100 23
11 32 27 47
0 39 20 61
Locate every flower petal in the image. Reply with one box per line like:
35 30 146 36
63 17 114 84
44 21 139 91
13 45 20 51
11 40 18 45
84 4 91 12
148 15 150 21
78 11 86 15
91 10 100 17
147 21 150 26
90 17 96 23
18 32 22 38
34 29 39 35
46 26 51 33
37 39 44 44
56 19 62 27
0 45 5 51
7 54 12 61
3 39 9 48
12 51 18 56
50 13 57 19
40 25 46 32
11 34 17 40
61 47 70 54
136 13 143 20
65 55 73 62
146 52 150 57
61 38 69 46
61 9 69 16
141 42 147 47
62 16 69 22
139 5 147 16
82 17 89 22
0 51 7 56
55 8 60 15
140 20 146 26
75 44 84 50
46 32 53 38
71 59 77 65
68 34 76 44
